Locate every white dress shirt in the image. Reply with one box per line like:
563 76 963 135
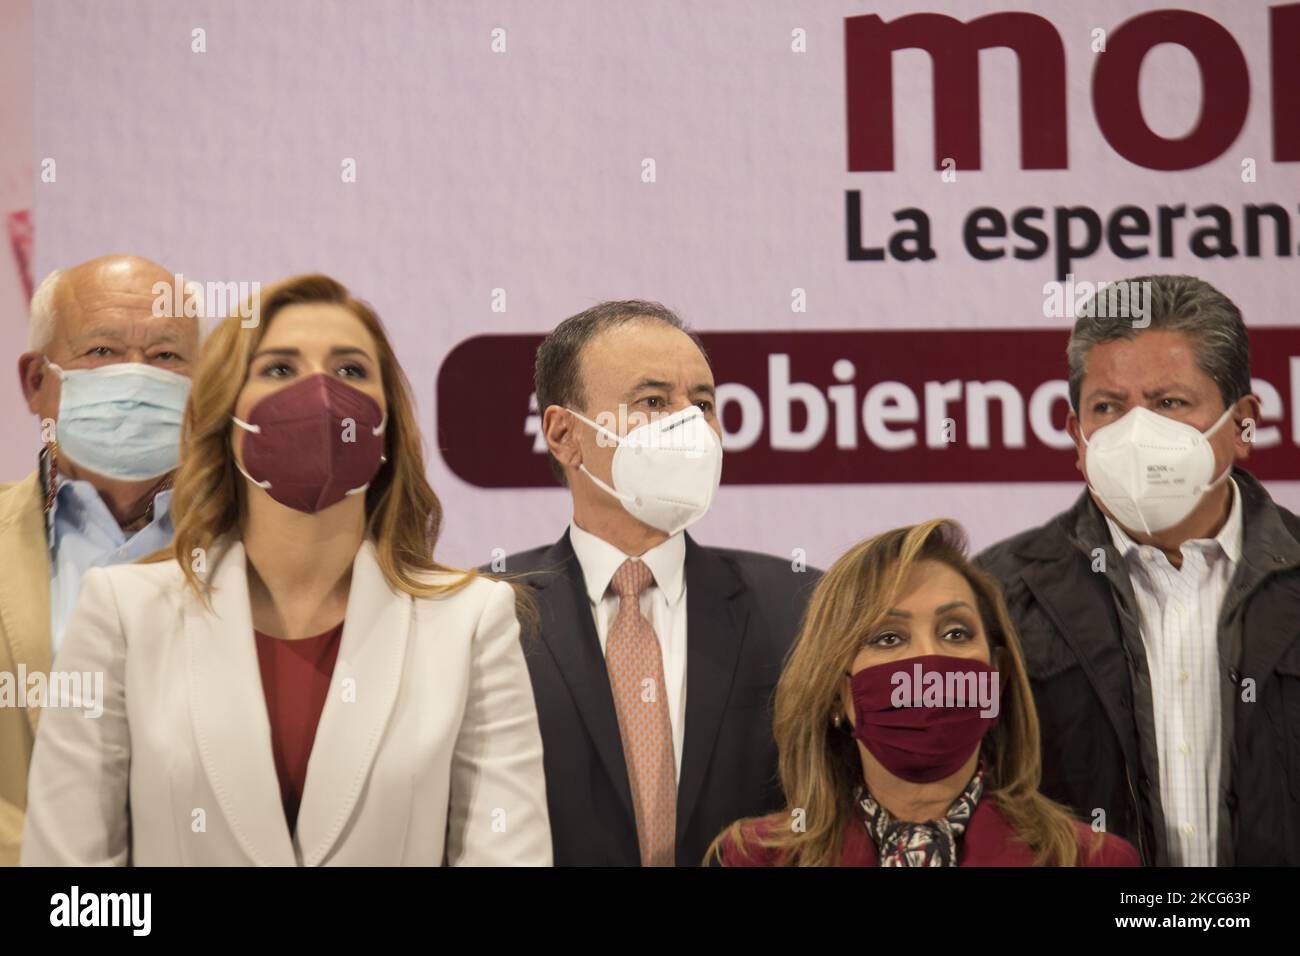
1105 478 1242 867
568 519 687 781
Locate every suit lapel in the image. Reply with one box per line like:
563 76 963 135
295 539 410 866
676 535 748 852
529 531 752 851
184 536 296 866
0 471 53 733
528 531 636 827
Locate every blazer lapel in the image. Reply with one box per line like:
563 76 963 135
294 539 410 866
184 536 296 866
527 531 636 827
676 534 748 853
0 471 52 734
841 815 877 865
959 799 1035 865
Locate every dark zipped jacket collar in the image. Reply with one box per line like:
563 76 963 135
998 467 1300 864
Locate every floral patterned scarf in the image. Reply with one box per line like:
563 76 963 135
858 765 985 867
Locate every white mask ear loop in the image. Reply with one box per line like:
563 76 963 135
566 408 624 446
346 411 389 495
1203 403 1237 440
345 416 385 495
232 456 271 490
373 411 388 465
567 408 638 505
230 415 271 489
578 463 637 506
1196 405 1239 494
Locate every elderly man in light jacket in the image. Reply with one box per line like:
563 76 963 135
0 254 199 865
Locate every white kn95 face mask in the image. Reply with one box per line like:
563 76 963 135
566 404 723 536
1082 404 1235 535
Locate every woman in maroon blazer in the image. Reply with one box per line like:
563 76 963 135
710 519 1139 868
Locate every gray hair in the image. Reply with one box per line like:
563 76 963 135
1066 274 1250 412
28 266 209 353
28 269 63 351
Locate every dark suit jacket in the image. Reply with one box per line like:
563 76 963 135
493 529 820 866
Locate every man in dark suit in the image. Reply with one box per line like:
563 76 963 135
496 300 818 866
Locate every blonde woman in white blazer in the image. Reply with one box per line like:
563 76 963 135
22 274 551 867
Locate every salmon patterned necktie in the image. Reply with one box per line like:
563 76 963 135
606 558 677 867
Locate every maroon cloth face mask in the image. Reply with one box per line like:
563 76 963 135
848 653 1002 784
232 373 386 513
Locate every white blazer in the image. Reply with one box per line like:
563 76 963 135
21 535 552 866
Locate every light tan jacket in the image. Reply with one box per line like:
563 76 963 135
0 470 52 867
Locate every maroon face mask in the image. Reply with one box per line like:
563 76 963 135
848 653 1001 784
232 373 387 513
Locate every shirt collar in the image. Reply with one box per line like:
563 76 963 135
568 519 686 606
1104 476 1243 565
44 450 175 535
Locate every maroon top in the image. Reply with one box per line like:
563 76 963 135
722 798 1141 867
253 621 344 833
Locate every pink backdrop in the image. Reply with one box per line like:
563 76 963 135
17 0 1300 568
1 0 33 470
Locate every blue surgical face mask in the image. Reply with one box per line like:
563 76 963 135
47 360 191 481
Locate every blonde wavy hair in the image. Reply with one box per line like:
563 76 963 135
708 519 1112 867
143 273 474 603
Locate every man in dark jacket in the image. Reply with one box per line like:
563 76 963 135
977 275 1300 866
494 301 819 866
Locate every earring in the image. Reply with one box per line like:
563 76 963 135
831 713 844 729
